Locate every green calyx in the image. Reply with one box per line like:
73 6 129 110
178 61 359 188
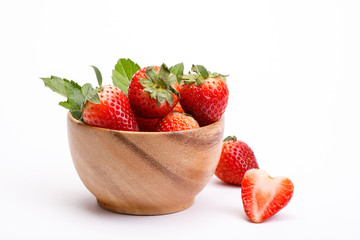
224 136 237 142
179 64 228 85
40 66 103 120
139 63 180 106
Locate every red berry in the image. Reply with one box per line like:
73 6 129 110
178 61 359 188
172 102 184 113
156 112 199 132
241 169 294 223
82 85 139 131
135 116 160 132
215 136 258 185
128 65 180 119
180 77 229 126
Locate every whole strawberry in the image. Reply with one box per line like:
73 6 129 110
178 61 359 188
172 102 184 113
82 85 139 131
135 116 160 132
179 65 229 126
215 136 258 185
128 64 180 119
41 66 139 131
241 169 294 223
156 112 199 132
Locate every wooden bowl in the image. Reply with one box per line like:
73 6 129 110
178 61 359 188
67 112 224 215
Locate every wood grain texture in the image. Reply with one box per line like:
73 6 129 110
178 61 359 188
67 112 225 215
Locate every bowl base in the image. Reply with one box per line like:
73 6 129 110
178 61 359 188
96 198 194 216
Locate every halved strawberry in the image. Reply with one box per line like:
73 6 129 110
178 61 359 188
241 169 294 223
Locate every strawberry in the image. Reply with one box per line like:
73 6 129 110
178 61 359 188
82 85 139 131
241 169 294 223
215 136 259 185
172 102 184 113
134 102 183 132
135 116 160 132
179 65 229 126
156 112 199 132
128 64 180 119
41 65 139 131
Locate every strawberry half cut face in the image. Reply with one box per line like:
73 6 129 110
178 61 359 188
241 169 294 223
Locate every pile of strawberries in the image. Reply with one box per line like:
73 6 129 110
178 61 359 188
42 59 229 133
42 58 294 223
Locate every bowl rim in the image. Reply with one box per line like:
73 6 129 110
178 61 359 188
67 112 224 135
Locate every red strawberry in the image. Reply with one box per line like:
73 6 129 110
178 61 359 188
135 116 160 132
172 102 184 113
41 66 139 131
82 85 139 131
128 64 180 119
156 112 199 132
241 169 294 223
215 136 258 185
179 65 229 126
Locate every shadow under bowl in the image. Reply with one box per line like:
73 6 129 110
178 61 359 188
67 113 224 215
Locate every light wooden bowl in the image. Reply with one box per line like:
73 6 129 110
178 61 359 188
67 112 224 215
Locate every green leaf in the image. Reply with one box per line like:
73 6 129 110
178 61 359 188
169 63 184 84
112 70 129 95
112 58 141 95
63 78 84 108
41 76 68 97
71 110 82 120
82 83 94 97
90 65 102 87
195 65 209 79
86 89 101 104
163 74 177 86
41 76 86 119
82 83 100 104
169 63 184 77
59 100 76 110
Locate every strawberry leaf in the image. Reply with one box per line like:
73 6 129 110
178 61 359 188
81 83 94 97
112 70 129 95
86 89 101 104
169 63 184 84
41 76 86 120
90 65 102 87
112 58 140 95
191 64 209 79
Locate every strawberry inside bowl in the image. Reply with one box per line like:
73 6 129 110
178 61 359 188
67 112 224 215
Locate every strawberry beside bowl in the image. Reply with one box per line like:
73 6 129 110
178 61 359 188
67 112 224 215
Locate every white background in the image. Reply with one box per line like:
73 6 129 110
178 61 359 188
1 0 360 239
